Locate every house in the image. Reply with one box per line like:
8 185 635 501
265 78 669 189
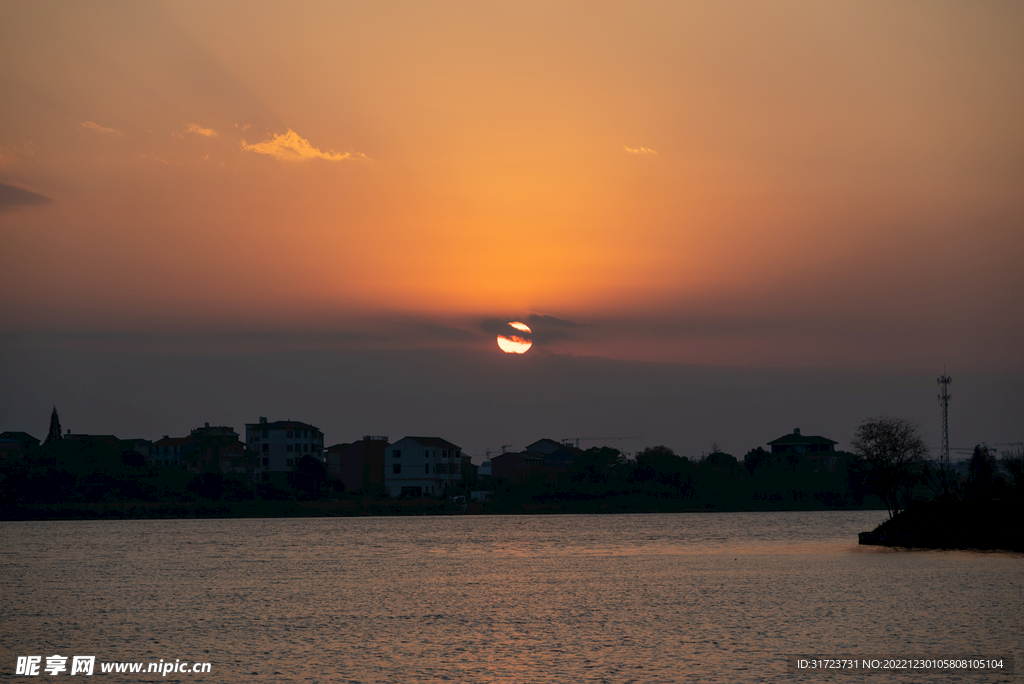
150 436 192 468
182 424 249 475
490 450 544 481
325 435 389 493
767 428 839 472
525 438 565 455
149 424 248 474
0 431 40 460
245 417 324 483
525 438 584 469
767 428 837 454
384 436 463 497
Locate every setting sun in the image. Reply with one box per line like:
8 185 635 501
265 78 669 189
497 321 533 353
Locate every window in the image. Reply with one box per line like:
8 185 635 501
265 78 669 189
287 430 293 438
393 464 401 474
262 443 269 454
287 444 293 453
303 443 309 453
262 457 269 467
393 450 401 458
442 450 448 458
424 463 430 474
286 458 293 466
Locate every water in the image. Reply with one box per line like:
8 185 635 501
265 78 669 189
1 511 1020 683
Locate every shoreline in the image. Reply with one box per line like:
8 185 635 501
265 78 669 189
1 499 887 521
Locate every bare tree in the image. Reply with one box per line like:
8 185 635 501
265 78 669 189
851 416 930 518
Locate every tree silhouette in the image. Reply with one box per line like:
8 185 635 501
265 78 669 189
851 416 930 518
44 406 63 444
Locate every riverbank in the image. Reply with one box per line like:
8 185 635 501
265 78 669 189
858 500 1023 551
1 497 885 521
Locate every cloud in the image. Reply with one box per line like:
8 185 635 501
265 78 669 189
624 145 658 155
0 183 54 212
0 141 36 168
186 123 218 137
80 121 120 135
241 129 368 162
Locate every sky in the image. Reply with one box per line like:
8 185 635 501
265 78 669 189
1 1 1022 458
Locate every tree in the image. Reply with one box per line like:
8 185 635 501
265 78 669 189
967 444 998 500
44 406 63 445
851 416 930 518
1001 447 1024 495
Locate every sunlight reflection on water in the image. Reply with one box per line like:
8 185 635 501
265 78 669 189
0 511 1019 683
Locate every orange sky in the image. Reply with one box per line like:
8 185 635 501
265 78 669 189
2 0 1022 369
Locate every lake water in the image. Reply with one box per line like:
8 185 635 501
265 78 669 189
0 511 1020 683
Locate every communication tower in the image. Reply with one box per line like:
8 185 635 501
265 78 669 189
937 370 952 494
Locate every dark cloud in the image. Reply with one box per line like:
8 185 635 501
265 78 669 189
475 314 584 344
0 183 54 211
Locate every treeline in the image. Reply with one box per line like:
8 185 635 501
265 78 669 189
0 438 340 518
4 438 1019 520
482 445 879 513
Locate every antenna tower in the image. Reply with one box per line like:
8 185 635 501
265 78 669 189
937 370 952 494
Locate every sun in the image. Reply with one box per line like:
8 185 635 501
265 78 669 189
497 321 533 354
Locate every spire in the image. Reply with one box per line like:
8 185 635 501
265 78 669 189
45 405 63 444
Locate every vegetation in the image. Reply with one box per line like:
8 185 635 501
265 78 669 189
2 420 1017 524
850 416 930 518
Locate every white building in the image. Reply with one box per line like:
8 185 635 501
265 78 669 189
384 436 463 497
245 417 324 482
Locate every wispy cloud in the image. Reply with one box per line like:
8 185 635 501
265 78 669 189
186 122 218 137
80 121 120 135
0 183 54 212
241 129 369 162
0 141 36 168
624 145 658 155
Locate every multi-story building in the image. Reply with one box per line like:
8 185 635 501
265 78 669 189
181 424 249 475
325 436 389 493
150 423 247 474
384 436 463 498
245 417 324 482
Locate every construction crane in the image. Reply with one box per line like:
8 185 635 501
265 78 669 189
500 444 513 454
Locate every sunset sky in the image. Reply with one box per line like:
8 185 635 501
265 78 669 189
2 1 1021 455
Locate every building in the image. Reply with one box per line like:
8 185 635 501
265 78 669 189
525 438 565 455
182 424 249 475
767 428 837 454
149 424 247 474
525 438 584 469
325 436 389 493
490 450 544 482
767 428 839 472
245 417 324 482
0 431 40 460
384 436 463 498
150 436 191 468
